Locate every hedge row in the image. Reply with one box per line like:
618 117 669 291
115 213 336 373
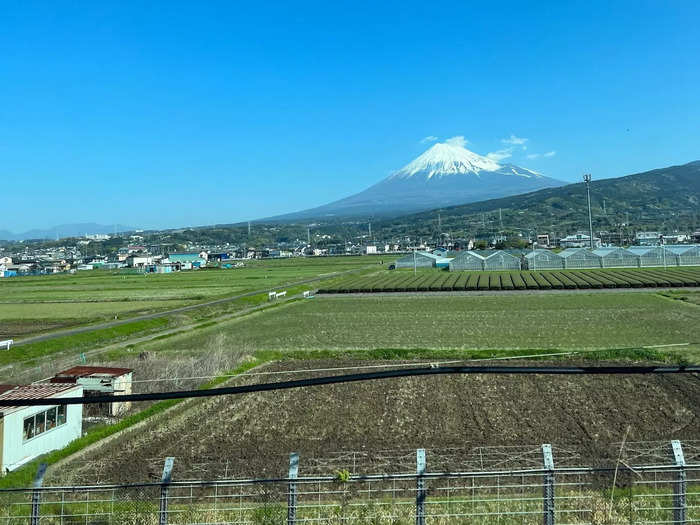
318 267 700 293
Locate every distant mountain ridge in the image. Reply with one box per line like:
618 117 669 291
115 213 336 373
0 223 135 241
266 141 565 221
380 160 700 235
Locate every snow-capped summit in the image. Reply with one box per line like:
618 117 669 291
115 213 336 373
267 139 566 221
391 142 502 179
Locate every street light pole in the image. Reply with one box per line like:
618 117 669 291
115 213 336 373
583 174 594 249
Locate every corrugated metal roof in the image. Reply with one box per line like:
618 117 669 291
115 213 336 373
0 384 82 412
0 385 17 395
53 366 133 379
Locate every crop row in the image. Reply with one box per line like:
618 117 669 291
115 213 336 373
318 267 700 293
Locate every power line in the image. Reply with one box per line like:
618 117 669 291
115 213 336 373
5 364 699 407
30 342 695 386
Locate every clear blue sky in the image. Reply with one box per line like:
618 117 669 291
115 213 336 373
2 1 699 232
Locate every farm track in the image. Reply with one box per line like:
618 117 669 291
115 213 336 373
0 294 303 384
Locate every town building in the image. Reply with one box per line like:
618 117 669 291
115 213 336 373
635 232 662 246
559 233 602 249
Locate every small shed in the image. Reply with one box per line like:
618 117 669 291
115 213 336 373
0 384 83 473
51 366 133 417
483 251 521 271
524 250 564 270
593 247 639 268
560 248 602 269
448 251 485 271
395 251 441 269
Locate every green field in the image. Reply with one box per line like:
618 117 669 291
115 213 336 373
128 292 700 356
0 256 380 339
319 266 700 293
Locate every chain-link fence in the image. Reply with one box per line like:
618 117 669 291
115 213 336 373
0 441 697 524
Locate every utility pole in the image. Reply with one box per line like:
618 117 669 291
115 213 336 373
499 208 503 230
368 220 372 241
248 221 251 236
583 174 594 249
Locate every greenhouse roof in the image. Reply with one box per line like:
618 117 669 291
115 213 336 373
524 249 562 259
559 248 600 258
451 251 486 260
592 247 635 257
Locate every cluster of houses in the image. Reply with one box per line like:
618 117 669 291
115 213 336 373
0 366 132 474
396 245 700 272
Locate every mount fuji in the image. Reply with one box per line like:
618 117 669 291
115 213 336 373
268 141 566 221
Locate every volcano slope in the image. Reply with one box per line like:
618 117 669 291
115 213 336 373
50 359 700 484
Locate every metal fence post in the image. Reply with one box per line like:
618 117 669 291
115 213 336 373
288 452 299 525
416 448 426 525
671 440 686 525
30 463 47 525
159 457 174 525
542 444 555 525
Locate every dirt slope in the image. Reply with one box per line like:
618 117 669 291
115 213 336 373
51 360 700 484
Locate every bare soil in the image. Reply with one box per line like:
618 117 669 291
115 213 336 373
51 359 700 484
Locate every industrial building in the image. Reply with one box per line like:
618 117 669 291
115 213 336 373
524 250 563 270
51 366 133 417
559 248 602 269
593 247 639 268
559 233 602 249
0 384 83 473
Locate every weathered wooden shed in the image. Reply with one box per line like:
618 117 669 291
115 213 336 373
51 366 133 417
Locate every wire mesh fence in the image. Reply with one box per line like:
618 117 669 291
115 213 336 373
0 441 697 524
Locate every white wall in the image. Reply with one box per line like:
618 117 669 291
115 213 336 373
2 387 83 472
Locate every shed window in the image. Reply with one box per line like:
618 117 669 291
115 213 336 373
23 417 35 440
23 405 67 442
57 405 67 426
46 407 57 431
34 412 46 434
